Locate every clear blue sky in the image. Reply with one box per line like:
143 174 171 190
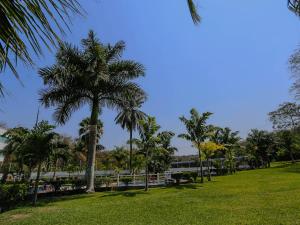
1 0 300 155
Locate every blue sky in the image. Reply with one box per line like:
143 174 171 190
1 0 300 155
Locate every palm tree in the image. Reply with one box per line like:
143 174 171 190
289 0 300 15
0 1 83 85
178 108 213 183
133 117 161 191
22 121 56 206
79 117 104 146
211 127 240 173
157 131 177 171
50 135 71 180
39 30 146 192
115 92 147 172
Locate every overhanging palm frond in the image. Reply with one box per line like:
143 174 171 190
288 0 300 15
187 0 201 24
0 0 83 76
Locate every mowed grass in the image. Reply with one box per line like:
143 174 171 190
1 163 300 225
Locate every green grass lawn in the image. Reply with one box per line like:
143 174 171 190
1 162 300 225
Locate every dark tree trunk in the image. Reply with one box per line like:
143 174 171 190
129 126 133 173
86 100 99 193
32 162 42 206
145 148 149 191
289 149 296 163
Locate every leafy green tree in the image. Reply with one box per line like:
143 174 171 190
276 130 300 163
150 131 177 172
178 108 213 183
111 146 129 171
268 102 300 129
200 141 223 181
133 117 161 191
246 129 276 168
22 121 56 206
39 31 145 192
1 127 29 182
115 92 147 172
211 127 240 173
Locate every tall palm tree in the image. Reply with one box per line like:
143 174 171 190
178 108 213 183
289 0 300 15
115 92 147 172
133 116 161 191
39 30 146 192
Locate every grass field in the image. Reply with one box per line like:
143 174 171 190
1 162 300 225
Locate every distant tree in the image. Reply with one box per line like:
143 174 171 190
276 130 300 163
115 92 147 172
211 127 240 173
1 127 29 183
156 131 177 171
178 108 213 183
22 121 56 206
50 135 72 180
268 102 300 130
133 117 161 191
200 141 224 181
39 31 145 192
111 146 130 171
246 129 276 168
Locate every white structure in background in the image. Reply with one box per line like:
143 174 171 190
0 126 7 162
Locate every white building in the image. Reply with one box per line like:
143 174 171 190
0 127 7 162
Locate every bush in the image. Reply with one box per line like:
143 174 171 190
0 183 28 212
171 172 198 184
120 177 132 186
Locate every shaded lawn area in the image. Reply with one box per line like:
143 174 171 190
1 163 300 225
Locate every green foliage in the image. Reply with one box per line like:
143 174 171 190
0 0 82 86
0 183 27 212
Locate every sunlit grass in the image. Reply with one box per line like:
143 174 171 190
1 162 300 225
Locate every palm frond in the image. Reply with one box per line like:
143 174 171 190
187 0 201 24
0 0 83 76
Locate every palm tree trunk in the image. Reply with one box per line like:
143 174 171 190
207 159 211 181
52 159 57 180
198 149 204 183
86 100 99 193
129 126 133 173
32 162 42 206
145 148 149 191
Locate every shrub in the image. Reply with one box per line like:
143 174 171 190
120 177 132 186
0 183 28 212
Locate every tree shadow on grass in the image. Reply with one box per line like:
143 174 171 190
271 162 300 174
169 183 202 190
101 191 149 198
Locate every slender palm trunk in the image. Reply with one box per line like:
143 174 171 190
52 159 57 180
86 100 99 193
145 148 149 191
198 149 204 183
33 162 42 206
207 158 211 181
129 126 133 173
